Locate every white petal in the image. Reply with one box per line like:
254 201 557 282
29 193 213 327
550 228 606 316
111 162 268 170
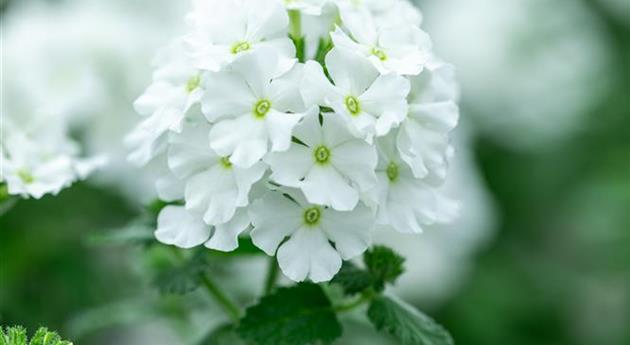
320 205 373 259
266 144 314 187
231 48 287 98
325 48 378 95
249 192 303 255
338 6 377 46
277 227 342 282
232 162 267 206
292 106 323 147
209 115 268 168
265 109 304 152
302 165 359 211
156 174 185 202
205 207 250 252
168 121 217 179
330 26 366 55
331 140 377 191
201 71 255 122
156 206 210 248
320 112 356 147
359 73 410 136
267 63 306 112
246 0 289 41
185 166 239 225
301 61 342 108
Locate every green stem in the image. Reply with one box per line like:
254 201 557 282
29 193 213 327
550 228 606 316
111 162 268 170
334 292 374 313
200 273 242 323
263 256 280 294
288 9 302 40
288 9 305 62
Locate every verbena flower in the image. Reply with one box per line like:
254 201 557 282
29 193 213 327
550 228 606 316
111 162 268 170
130 0 461 282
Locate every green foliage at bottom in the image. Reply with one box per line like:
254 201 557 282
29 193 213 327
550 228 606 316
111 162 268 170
0 326 72 345
368 296 454 345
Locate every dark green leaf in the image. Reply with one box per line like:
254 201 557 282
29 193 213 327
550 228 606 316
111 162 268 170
367 296 454 345
237 283 343 345
364 246 406 292
153 251 209 295
199 324 245 345
331 261 373 295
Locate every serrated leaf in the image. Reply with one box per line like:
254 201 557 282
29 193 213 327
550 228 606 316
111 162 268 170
237 283 343 345
364 246 406 292
30 328 72 345
0 327 72 345
331 261 373 295
1 326 27 345
367 296 454 345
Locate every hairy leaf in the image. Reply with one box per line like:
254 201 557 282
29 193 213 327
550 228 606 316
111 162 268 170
331 261 373 295
367 296 453 345
200 324 245 345
1 327 72 345
364 246 406 292
237 283 343 345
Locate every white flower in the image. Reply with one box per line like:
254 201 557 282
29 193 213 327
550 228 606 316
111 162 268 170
302 47 410 142
250 189 373 282
1 117 102 199
369 133 458 234
372 0 423 28
331 7 431 75
126 39 203 166
167 120 266 225
156 205 250 251
185 0 294 72
203 49 309 168
396 59 459 181
284 0 331 15
266 111 377 211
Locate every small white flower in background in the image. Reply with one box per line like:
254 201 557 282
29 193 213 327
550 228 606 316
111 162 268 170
1 116 104 199
302 48 410 142
368 133 459 234
130 0 461 282
126 39 203 166
397 58 460 181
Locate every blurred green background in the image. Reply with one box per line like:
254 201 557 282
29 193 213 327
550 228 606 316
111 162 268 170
1 0 628 344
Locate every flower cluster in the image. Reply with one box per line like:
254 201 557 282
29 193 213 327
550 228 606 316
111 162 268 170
1 113 104 199
128 0 459 282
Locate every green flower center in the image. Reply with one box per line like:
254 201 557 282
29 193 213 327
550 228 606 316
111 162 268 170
231 41 251 55
17 169 34 184
345 95 361 116
313 145 331 165
303 207 321 226
220 156 233 169
185 74 201 93
253 99 272 119
371 47 387 61
386 162 399 182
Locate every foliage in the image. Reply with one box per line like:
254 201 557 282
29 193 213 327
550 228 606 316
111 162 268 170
237 283 343 345
368 296 454 345
0 326 72 345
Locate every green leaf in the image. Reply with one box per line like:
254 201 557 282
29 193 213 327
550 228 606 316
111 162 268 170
153 251 210 295
0 327 72 345
364 246 406 292
237 283 343 345
331 261 373 295
29 328 72 345
367 296 454 345
199 324 245 345
1 326 27 345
